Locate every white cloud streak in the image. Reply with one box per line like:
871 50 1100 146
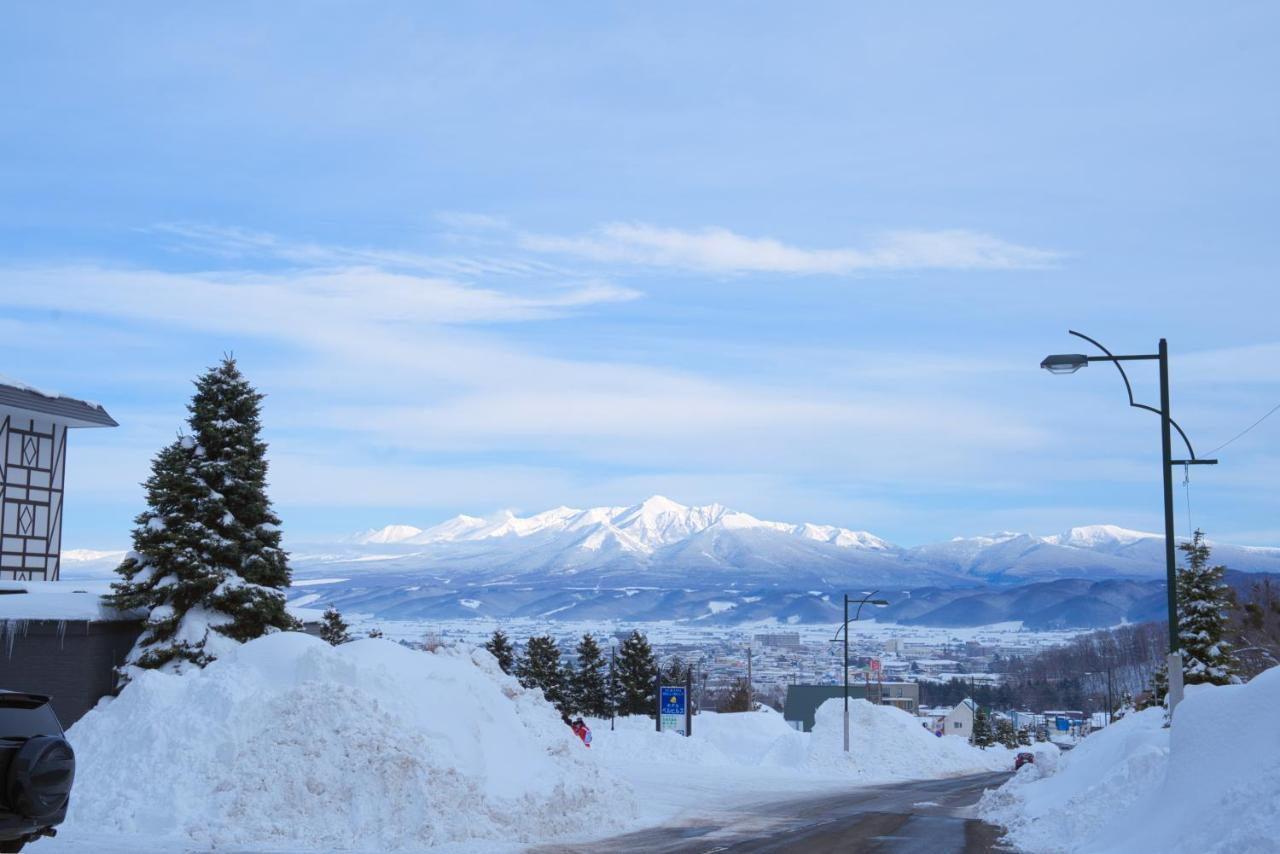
519 222 1059 274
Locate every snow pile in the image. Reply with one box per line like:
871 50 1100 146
587 706 807 770
590 700 1008 783
980 665 1280 853
979 706 1168 852
62 633 636 851
806 699 1013 779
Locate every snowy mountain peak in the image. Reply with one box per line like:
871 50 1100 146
1054 525 1159 549
350 524 424 545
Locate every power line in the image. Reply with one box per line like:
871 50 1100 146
1204 400 1280 457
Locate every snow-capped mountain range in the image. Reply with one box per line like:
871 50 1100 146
63 496 1280 628
348 495 894 554
324 495 1280 587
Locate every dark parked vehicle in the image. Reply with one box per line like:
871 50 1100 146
0 693 74 852
1014 751 1035 771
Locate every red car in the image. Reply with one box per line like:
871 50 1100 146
1014 752 1035 770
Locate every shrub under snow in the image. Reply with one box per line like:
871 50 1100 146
62 632 636 851
980 665 1280 853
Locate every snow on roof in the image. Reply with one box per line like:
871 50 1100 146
0 580 141 621
0 375 117 427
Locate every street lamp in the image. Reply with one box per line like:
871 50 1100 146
831 591 890 751
1041 330 1216 714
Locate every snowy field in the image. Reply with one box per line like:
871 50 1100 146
42 632 1016 853
979 666 1280 853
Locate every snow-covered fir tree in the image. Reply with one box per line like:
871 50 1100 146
483 629 516 675
570 634 610 717
1176 530 1237 685
108 440 226 675
995 715 1019 749
517 635 569 714
972 705 995 748
109 358 298 681
187 357 296 641
615 630 659 716
320 607 352 645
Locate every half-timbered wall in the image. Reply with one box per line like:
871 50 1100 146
0 412 67 581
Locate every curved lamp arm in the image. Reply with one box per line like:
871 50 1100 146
1069 330 1201 461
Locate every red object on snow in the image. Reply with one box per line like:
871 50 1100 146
571 720 592 747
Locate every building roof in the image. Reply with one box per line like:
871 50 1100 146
0 377 117 427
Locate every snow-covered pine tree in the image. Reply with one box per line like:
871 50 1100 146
1176 530 1237 686
108 439 226 676
517 635 569 714
1141 662 1169 709
972 706 995 748
320 607 352 645
109 358 298 682
720 677 753 712
615 629 659 716
187 357 297 642
995 715 1019 749
570 634 610 717
483 629 516 675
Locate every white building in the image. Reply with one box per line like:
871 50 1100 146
942 698 976 739
0 378 116 581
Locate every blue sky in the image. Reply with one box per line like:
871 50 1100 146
2 2 1278 549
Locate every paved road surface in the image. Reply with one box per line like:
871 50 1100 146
539 771 1013 854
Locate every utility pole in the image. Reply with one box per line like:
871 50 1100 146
843 593 849 753
609 645 616 732
746 645 753 710
685 664 693 737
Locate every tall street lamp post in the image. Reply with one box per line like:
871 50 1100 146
1041 331 1216 714
831 591 890 751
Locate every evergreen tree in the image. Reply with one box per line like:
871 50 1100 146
517 635 569 713
615 630 659 716
367 628 384 639
108 440 225 675
995 716 1019 749
320 607 352 645
188 357 296 641
483 629 516 675
570 634 610 717
972 706 995 748
1141 662 1168 709
720 677 753 712
1176 531 1237 685
109 358 298 682
1017 727 1032 747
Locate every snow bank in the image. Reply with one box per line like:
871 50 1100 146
61 633 636 851
806 699 1014 779
980 665 1280 853
589 700 1008 783
979 707 1167 853
586 706 808 770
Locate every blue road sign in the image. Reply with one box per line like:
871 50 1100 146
660 686 687 735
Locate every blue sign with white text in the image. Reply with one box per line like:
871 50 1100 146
661 686 687 716
660 686 687 734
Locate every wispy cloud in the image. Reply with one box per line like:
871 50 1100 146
519 222 1059 274
2 265 639 333
151 222 566 280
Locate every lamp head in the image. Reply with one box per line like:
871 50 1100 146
1040 354 1089 375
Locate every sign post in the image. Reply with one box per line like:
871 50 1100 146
660 686 688 736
